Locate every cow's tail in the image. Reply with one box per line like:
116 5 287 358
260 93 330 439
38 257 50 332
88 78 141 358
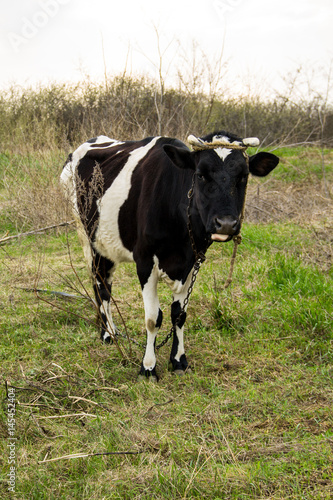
60 153 94 275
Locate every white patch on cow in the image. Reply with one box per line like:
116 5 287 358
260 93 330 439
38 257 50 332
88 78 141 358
100 299 118 341
91 136 122 147
214 147 232 161
156 255 195 299
70 136 123 177
93 137 160 264
173 328 185 362
212 134 243 162
212 134 242 146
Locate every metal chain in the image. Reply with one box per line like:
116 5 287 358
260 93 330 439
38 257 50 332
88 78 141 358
156 248 206 350
156 175 208 350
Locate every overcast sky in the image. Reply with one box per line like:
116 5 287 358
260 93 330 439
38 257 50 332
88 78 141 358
0 0 332 97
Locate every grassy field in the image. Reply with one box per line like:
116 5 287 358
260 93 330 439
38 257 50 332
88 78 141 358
0 146 332 499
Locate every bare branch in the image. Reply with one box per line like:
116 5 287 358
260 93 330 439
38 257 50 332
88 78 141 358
38 450 143 464
0 221 75 245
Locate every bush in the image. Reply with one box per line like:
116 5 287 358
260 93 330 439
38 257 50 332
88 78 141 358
1 73 332 153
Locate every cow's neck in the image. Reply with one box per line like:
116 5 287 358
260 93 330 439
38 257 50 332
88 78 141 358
186 189 211 259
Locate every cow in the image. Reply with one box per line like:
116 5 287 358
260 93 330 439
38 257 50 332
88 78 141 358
60 131 279 381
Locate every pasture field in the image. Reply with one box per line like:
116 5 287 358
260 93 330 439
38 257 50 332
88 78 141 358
0 147 333 499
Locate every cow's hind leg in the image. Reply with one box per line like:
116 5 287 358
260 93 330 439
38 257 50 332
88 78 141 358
92 251 117 343
137 261 163 381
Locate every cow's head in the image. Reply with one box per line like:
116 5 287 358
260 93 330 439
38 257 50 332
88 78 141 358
164 131 279 242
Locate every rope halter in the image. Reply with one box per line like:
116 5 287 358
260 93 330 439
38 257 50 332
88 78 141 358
187 134 260 153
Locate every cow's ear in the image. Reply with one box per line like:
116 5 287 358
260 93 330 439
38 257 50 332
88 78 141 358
249 152 279 177
163 145 195 170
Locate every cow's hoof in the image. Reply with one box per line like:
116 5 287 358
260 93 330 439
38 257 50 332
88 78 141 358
138 374 158 383
172 367 192 376
138 364 159 382
169 354 189 373
101 325 120 344
101 332 112 344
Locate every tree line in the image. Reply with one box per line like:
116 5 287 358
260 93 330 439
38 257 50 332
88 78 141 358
0 72 332 152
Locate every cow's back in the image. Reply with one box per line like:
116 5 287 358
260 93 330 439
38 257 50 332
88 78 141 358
61 135 189 267
92 136 162 264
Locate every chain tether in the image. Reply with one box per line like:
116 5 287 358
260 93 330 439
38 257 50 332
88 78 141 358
156 176 208 351
156 136 252 350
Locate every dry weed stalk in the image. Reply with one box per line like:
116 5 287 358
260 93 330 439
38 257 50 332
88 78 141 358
32 161 134 361
0 221 75 245
38 450 143 464
75 161 104 241
33 239 132 362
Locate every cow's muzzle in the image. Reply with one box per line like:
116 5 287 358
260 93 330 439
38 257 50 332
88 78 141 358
211 216 239 242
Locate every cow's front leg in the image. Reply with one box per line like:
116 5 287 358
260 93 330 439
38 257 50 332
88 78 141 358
137 262 163 381
169 299 189 374
169 273 194 374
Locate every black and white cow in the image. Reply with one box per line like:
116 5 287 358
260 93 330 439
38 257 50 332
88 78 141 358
61 131 279 380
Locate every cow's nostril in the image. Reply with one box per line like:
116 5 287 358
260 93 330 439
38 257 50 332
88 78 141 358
215 217 238 234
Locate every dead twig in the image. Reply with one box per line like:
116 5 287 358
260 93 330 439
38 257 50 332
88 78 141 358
36 412 99 420
68 395 101 406
39 450 143 463
251 336 300 342
0 221 75 245
145 398 173 415
30 412 49 437
22 288 92 301
64 227 131 361
6 382 67 399
34 290 99 330
246 203 283 220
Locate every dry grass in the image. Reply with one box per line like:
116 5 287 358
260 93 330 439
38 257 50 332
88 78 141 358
246 179 333 226
1 150 68 232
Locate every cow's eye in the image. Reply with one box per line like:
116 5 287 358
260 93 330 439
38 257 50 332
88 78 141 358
197 173 206 181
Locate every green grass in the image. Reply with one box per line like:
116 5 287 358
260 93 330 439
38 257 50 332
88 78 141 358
1 229 332 499
245 146 333 186
0 148 333 499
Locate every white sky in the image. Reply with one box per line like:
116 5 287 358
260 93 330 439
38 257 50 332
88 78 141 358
0 0 332 98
